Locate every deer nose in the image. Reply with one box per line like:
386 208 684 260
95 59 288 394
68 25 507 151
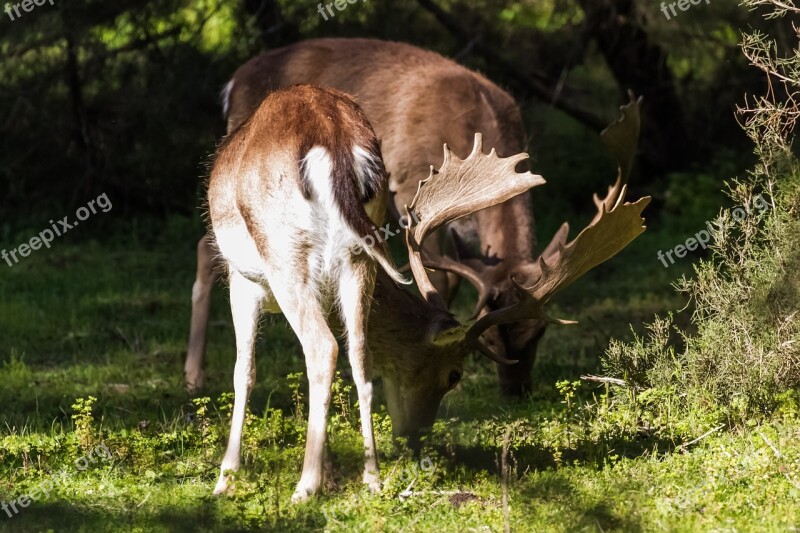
391 409 436 438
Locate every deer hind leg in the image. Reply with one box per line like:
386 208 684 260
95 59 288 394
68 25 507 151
186 233 221 392
213 269 265 495
265 276 339 503
338 260 380 493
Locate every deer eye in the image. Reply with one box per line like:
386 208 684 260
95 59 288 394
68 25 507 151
448 371 461 388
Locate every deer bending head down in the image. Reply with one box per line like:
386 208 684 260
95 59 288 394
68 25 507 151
387 101 650 436
208 85 408 501
207 80 649 500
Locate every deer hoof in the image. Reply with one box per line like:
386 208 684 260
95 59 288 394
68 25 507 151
363 473 381 494
292 474 322 503
291 487 314 503
185 370 205 393
212 475 233 496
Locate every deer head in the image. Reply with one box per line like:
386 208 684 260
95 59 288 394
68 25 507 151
369 95 650 438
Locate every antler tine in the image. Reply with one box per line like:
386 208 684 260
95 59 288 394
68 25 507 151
538 222 570 266
465 93 650 347
419 249 496 319
475 339 518 365
591 93 643 224
405 132 546 308
591 176 623 225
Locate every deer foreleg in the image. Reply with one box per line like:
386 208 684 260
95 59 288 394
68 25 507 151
186 233 221 392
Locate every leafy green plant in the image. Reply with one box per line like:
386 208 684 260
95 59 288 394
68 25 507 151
286 371 305 423
71 396 97 452
191 396 219 461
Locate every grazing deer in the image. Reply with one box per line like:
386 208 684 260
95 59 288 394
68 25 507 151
186 38 541 396
207 79 650 500
208 85 408 501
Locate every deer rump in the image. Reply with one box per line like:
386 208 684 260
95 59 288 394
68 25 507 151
210 84 404 294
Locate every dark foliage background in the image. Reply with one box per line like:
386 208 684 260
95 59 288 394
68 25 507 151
0 0 787 229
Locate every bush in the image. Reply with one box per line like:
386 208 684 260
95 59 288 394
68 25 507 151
598 0 800 431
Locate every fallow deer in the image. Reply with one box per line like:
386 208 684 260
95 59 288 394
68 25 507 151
186 38 541 396
208 85 409 501
207 79 649 500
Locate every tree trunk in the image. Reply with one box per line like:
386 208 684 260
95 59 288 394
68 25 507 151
63 21 98 201
578 0 693 176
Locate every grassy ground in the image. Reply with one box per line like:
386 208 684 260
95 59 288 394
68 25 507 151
1 209 798 532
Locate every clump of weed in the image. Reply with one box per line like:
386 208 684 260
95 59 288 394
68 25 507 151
286 371 305 423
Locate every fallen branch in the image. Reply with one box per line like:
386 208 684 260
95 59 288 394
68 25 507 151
676 425 725 453
580 374 627 387
136 491 151 508
756 429 783 458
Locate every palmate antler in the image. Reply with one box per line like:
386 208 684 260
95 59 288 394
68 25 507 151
405 134 546 309
465 187 650 342
404 94 650 361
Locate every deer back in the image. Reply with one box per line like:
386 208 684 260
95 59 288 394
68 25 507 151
225 39 528 218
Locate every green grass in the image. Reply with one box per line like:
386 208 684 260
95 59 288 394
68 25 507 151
1 214 797 532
